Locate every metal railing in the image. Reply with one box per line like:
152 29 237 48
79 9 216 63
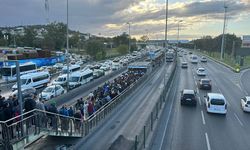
134 59 177 150
0 109 84 150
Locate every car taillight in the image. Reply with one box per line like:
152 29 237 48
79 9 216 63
208 102 210 108
245 104 248 107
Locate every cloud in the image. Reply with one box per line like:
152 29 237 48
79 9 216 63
0 0 250 39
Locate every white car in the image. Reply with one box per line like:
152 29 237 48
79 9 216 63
39 85 65 100
53 63 64 69
204 93 227 114
241 96 250 112
100 65 110 71
196 68 206 76
52 74 68 86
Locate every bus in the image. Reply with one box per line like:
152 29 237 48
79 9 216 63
12 71 50 91
61 64 81 74
1 62 37 82
166 52 175 62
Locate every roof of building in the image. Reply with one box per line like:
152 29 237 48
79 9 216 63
128 61 151 69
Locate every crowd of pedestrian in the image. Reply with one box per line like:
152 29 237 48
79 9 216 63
74 70 145 120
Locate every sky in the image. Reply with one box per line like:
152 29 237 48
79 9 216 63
0 0 250 40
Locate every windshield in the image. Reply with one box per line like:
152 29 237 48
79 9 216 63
183 94 195 99
69 77 79 82
43 87 54 93
62 69 67 74
21 79 27 85
57 77 65 82
1 68 12 76
211 99 225 105
202 80 210 84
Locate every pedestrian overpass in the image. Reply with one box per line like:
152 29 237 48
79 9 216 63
0 74 147 150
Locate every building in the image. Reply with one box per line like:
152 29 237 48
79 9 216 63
242 35 250 48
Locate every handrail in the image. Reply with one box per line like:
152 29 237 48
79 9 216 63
0 108 82 127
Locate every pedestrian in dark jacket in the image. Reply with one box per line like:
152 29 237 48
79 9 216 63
68 106 74 117
24 94 36 114
47 102 58 129
74 110 82 132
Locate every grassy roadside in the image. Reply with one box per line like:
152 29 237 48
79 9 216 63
197 50 250 71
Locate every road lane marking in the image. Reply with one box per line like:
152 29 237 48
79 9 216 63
201 111 206 125
197 88 200 94
205 132 211 150
198 97 201 105
234 113 243 126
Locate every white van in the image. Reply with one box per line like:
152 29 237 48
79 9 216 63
190 55 198 64
61 64 81 74
112 63 120 71
205 93 227 114
12 71 50 91
52 74 68 86
69 69 93 89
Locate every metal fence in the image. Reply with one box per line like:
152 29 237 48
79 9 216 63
0 109 83 150
134 59 177 150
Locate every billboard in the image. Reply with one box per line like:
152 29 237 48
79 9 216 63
242 35 250 48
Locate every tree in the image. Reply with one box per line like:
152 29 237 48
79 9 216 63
43 22 66 50
85 40 105 60
23 27 37 47
117 44 128 55
113 33 129 47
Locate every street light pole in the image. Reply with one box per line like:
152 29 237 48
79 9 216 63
220 5 227 60
127 22 131 54
177 20 182 52
16 61 23 120
165 0 168 50
66 0 70 91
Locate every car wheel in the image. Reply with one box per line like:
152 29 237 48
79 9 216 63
61 91 64 95
50 95 54 99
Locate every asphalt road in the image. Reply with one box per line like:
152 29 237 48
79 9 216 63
151 51 250 150
72 62 173 150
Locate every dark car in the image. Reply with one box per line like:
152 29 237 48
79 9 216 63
181 89 197 106
12 87 37 100
198 79 212 90
181 62 188 68
189 52 193 54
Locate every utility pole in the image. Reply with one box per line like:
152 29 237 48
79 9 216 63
220 5 227 60
66 0 70 91
127 22 131 54
177 20 183 52
165 0 168 50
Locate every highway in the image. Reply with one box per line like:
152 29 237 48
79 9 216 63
151 52 250 150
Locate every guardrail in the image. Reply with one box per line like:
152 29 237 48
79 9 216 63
133 58 177 150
